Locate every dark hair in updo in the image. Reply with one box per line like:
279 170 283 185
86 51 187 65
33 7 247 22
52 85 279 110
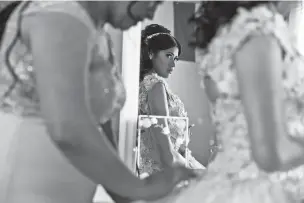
140 24 181 82
189 1 276 49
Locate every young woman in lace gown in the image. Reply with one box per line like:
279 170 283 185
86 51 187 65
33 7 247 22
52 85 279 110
135 1 304 203
0 2 199 203
138 24 205 178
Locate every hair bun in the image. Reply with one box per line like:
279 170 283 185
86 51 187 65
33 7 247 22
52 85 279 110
141 24 171 42
189 1 272 49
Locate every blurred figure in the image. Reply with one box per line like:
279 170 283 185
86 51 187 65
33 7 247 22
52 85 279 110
161 1 304 203
0 1 198 203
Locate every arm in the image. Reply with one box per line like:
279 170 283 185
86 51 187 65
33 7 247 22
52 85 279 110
147 82 186 167
180 144 205 169
235 35 304 172
179 142 205 170
188 154 206 170
23 13 163 200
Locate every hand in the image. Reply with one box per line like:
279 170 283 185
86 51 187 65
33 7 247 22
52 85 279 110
140 164 199 201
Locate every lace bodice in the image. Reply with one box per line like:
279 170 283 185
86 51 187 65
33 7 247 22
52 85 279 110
138 73 190 175
0 1 125 124
139 73 188 144
198 4 304 197
139 73 187 117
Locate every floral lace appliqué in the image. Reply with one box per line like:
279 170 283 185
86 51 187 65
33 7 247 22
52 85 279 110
197 4 304 199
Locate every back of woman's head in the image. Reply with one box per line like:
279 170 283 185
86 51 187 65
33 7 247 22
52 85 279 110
140 24 181 81
188 1 273 49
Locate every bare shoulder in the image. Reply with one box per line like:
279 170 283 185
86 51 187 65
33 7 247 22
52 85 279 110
149 82 167 97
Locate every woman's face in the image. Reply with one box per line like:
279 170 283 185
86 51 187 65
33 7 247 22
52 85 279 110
151 47 179 78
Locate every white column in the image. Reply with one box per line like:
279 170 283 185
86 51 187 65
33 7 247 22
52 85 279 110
118 23 142 172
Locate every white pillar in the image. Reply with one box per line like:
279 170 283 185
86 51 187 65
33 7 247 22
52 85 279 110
118 23 142 172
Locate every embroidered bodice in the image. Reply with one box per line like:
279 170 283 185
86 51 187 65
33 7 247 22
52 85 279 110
198 4 304 197
139 73 187 117
138 73 190 174
0 1 125 124
139 73 189 147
